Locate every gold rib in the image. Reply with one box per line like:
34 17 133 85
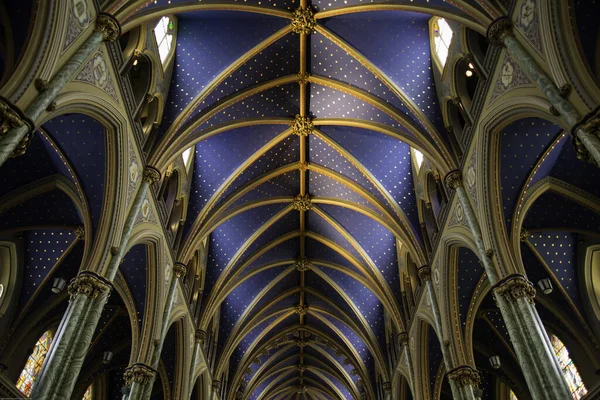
240 344 296 399
120 5 293 33
303 349 360 398
255 367 298 400
313 4 487 34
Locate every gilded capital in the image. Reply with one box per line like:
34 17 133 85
10 131 34 158
142 166 161 184
96 13 121 42
124 363 156 386
291 7 316 35
486 17 513 46
173 262 187 278
292 194 312 211
397 332 408 346
0 99 27 135
447 365 481 388
294 257 312 272
417 265 431 282
212 380 222 391
291 114 313 137
68 272 112 300
493 274 536 304
444 170 462 190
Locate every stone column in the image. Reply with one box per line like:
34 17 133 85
29 272 112 399
419 266 478 400
30 167 161 400
123 363 158 400
188 330 207 395
0 14 120 168
132 263 186 400
447 366 482 400
444 171 571 400
487 17 600 166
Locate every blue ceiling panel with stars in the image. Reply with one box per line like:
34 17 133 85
523 191 600 232
499 118 562 232
306 209 363 262
311 0 464 13
129 0 299 18
307 170 382 214
229 313 286 370
456 247 483 330
305 270 359 319
245 237 300 271
227 171 300 210
242 272 299 322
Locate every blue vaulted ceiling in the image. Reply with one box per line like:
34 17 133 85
142 2 474 398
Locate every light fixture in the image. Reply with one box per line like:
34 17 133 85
102 351 114 364
466 70 473 77
537 278 553 294
489 355 501 369
132 58 139 67
51 277 67 293
468 62 475 69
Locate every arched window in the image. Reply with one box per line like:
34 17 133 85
82 385 93 400
182 146 194 171
16 330 54 396
154 16 174 66
432 18 453 68
412 148 424 173
550 334 587 399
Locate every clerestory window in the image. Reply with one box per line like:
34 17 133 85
154 16 174 67
433 18 453 69
16 330 54 396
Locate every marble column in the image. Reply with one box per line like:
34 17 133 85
188 330 207 396
444 171 571 400
123 363 158 400
30 167 161 400
133 262 187 400
447 366 482 400
0 14 120 168
487 17 600 166
419 266 479 400
29 272 112 399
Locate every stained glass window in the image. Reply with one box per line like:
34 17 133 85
433 18 453 68
154 16 174 66
16 330 54 396
550 334 587 399
82 385 93 400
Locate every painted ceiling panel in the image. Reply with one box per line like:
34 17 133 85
220 134 300 201
528 232 583 310
548 139 600 199
121 244 149 328
247 271 299 315
304 345 356 383
319 125 419 225
133 0 298 16
191 33 299 124
250 367 297 400
312 0 460 12
246 237 300 271
307 170 381 213
321 12 445 132
159 13 289 132
456 247 483 330
527 133 568 190
227 171 300 209
206 203 290 287
230 313 287 370
0 189 82 230
499 118 562 231
18 229 76 309
519 241 549 285
305 238 363 277
523 191 600 232
198 83 299 130
305 270 357 318
306 209 363 262
310 31 414 117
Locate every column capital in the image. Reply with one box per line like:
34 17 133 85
173 262 187 278
124 363 157 386
492 274 536 304
383 382 392 393
444 170 462 190
486 17 513 46
68 272 112 300
291 7 316 35
447 365 481 388
397 332 408 346
95 13 121 42
142 166 161 184
417 265 431 282
195 329 207 344
212 380 222 391
573 106 600 136
0 98 31 135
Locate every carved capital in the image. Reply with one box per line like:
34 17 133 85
75 225 85 239
68 272 112 300
417 265 431 282
444 170 463 190
96 13 121 42
173 262 187 278
295 304 309 315
291 7 315 35
571 135 592 163
10 130 34 158
383 382 392 393
212 380 222 391
519 228 530 242
291 114 313 137
0 98 28 135
292 193 312 211
124 363 156 386
447 365 481 388
195 329 207 344
294 257 312 272
142 166 161 184
492 274 536 304
397 332 408 346
486 17 513 46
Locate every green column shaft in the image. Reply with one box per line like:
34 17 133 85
502 33 600 165
188 341 201 396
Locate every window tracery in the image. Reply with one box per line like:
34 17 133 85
433 18 453 68
16 330 54 396
550 334 587 399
